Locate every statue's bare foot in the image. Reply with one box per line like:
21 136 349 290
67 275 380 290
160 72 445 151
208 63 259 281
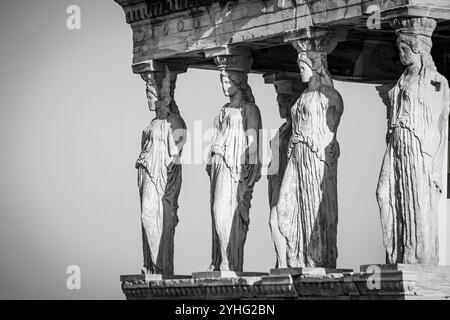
141 267 149 275
207 264 215 272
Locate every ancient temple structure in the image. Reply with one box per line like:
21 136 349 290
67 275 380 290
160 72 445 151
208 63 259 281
115 0 450 300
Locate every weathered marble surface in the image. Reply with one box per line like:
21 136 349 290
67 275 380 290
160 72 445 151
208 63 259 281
360 264 450 298
115 0 450 62
192 271 268 279
376 17 450 265
275 30 344 268
270 267 352 276
121 265 450 299
136 66 187 275
265 73 305 269
207 52 262 272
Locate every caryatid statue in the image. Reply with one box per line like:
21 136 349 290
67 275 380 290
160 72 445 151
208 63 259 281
265 73 305 268
276 32 344 268
136 65 187 275
376 17 450 265
207 54 262 272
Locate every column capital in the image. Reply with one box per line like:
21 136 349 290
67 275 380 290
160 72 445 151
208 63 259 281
284 27 347 54
136 61 183 111
391 17 436 52
205 46 253 73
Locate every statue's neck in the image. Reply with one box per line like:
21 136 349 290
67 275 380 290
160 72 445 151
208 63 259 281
405 63 421 75
156 106 171 119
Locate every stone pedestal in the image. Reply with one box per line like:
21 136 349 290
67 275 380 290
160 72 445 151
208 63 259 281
192 271 268 279
121 266 450 300
358 264 450 299
270 268 353 276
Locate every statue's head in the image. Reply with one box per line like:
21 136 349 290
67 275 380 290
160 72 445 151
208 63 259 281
220 71 239 97
298 60 314 83
142 66 174 113
297 52 327 84
293 33 336 87
392 17 436 70
219 69 255 103
397 40 422 67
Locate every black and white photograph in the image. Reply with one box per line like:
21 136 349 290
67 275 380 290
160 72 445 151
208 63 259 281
1 0 450 310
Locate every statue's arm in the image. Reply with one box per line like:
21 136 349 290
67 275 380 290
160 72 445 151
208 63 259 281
168 115 187 157
244 103 263 186
432 75 450 192
331 90 344 130
245 104 262 162
376 83 396 143
136 130 148 169
236 104 262 223
332 90 344 118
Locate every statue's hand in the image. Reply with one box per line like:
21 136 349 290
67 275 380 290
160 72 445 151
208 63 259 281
136 157 147 170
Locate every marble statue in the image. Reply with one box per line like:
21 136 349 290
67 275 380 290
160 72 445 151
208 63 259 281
207 55 262 272
376 17 450 265
276 38 344 268
136 67 187 275
267 76 304 268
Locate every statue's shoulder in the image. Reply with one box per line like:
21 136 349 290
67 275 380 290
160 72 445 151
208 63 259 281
434 72 449 90
319 85 343 110
243 101 261 117
434 73 450 109
323 85 342 101
144 120 155 133
167 113 187 130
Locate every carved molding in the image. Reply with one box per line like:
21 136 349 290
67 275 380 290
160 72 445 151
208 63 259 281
285 27 347 55
116 0 220 23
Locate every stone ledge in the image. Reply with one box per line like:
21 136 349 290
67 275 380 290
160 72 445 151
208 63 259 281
192 271 268 279
270 267 353 276
121 265 450 300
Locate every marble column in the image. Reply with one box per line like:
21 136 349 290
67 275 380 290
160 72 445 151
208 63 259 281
135 61 188 275
204 47 263 272
263 72 306 269
276 29 344 268
376 17 450 265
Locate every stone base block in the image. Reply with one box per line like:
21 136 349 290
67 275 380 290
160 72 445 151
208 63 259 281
295 273 360 297
358 264 450 298
120 265 450 300
192 271 268 279
270 267 353 276
120 274 191 282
